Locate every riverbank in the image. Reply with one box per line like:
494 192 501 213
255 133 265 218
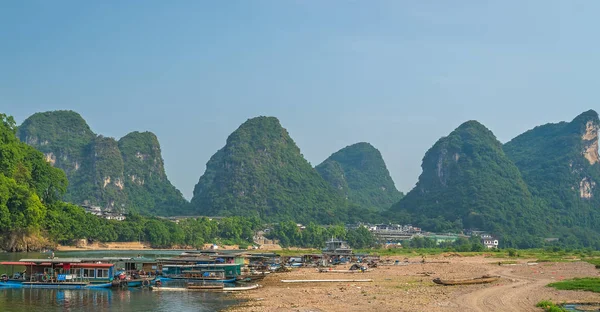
226 254 600 311
54 241 282 251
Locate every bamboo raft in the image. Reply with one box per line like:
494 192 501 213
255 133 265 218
432 275 500 286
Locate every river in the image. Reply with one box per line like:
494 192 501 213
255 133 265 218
0 250 242 312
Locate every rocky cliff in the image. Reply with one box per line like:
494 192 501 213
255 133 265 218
18 110 188 215
119 131 189 215
389 120 542 245
503 110 600 241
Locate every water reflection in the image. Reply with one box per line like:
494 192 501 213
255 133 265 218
0 287 239 312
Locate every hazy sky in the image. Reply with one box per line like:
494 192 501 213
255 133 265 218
2 1 599 199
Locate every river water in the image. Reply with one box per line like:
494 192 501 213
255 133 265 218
0 250 241 312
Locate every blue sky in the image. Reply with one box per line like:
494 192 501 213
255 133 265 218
2 1 599 199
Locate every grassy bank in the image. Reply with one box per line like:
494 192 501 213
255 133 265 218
536 300 568 312
548 278 600 293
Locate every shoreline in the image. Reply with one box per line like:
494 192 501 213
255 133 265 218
225 255 600 312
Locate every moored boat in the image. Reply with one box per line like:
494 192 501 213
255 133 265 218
0 259 116 289
162 269 236 283
150 283 260 292
432 275 501 285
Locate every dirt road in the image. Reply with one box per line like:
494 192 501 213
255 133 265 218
454 262 600 312
454 266 549 311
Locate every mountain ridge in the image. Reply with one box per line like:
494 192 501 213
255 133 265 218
17 110 189 215
316 142 403 210
190 116 350 223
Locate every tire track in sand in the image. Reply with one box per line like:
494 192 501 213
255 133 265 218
453 265 551 312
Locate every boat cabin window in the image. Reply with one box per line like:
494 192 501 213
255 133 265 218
83 269 95 278
96 269 109 278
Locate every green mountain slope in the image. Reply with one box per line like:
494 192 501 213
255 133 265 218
190 116 347 223
17 111 95 177
389 120 542 246
119 131 190 215
17 111 188 215
316 142 403 210
504 110 600 246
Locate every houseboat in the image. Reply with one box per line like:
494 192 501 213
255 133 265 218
158 255 242 280
0 259 113 289
161 269 236 283
322 238 354 265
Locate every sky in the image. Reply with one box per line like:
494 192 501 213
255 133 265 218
2 1 599 199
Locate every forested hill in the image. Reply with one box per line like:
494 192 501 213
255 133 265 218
388 120 544 247
316 142 403 210
190 116 349 224
119 131 189 215
0 113 68 251
17 111 189 216
504 110 600 247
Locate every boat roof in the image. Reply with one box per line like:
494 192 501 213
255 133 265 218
1 262 40 266
20 258 83 263
2 261 113 268
163 263 240 267
79 257 156 263
63 263 114 268
156 257 214 262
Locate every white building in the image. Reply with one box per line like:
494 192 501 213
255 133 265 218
480 234 499 249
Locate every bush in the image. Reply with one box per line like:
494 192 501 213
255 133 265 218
507 248 519 257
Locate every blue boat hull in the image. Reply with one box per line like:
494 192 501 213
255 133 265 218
1 282 113 289
0 280 24 287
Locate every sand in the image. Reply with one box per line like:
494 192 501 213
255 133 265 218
226 255 600 312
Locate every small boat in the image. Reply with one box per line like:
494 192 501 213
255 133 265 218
432 275 501 286
163 269 236 283
223 284 260 291
150 284 260 292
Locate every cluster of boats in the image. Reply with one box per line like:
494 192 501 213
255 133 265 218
0 250 277 291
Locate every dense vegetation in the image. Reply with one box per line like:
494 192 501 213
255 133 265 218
504 110 600 248
119 132 191 215
316 142 403 211
18 111 189 216
191 116 351 224
400 236 486 252
388 120 544 248
0 113 68 251
267 221 377 249
45 204 262 248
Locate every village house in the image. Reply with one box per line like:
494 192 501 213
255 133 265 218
480 234 499 249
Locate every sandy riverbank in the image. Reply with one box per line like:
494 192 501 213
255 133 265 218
227 255 600 312
56 241 152 251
